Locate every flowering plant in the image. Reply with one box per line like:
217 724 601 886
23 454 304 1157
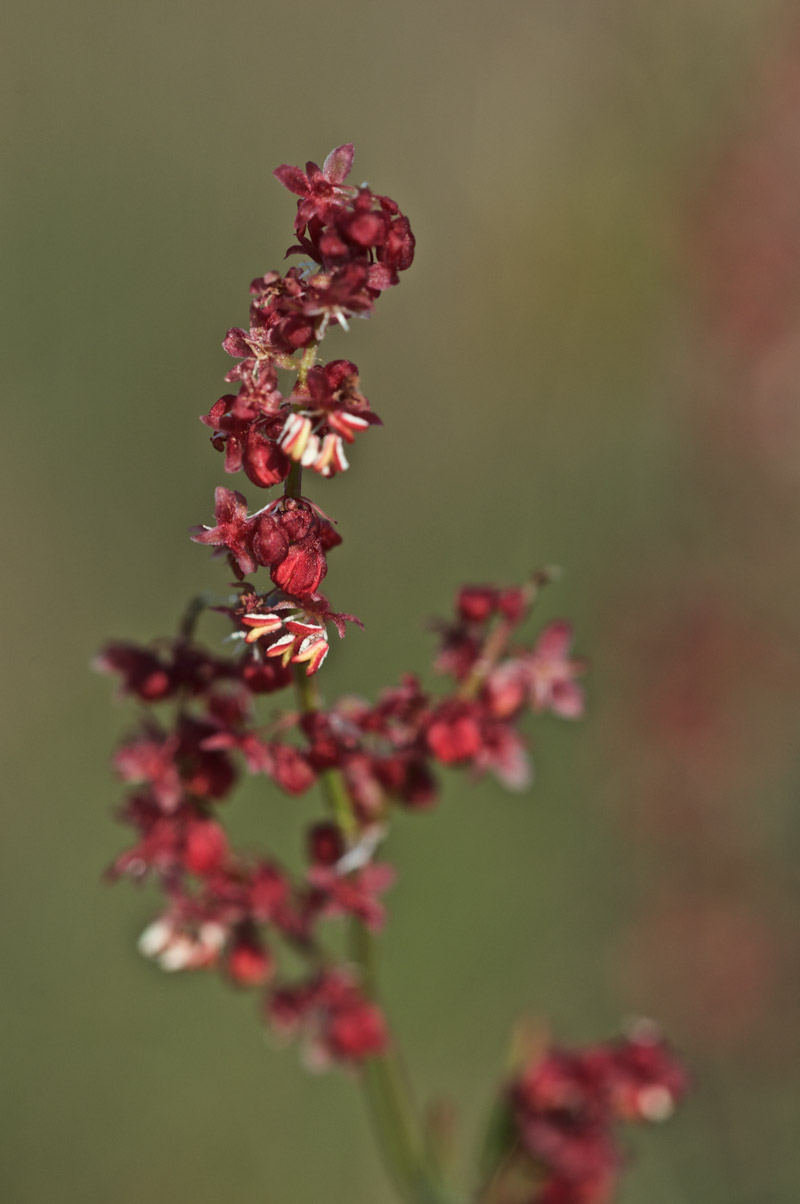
97 144 686 1204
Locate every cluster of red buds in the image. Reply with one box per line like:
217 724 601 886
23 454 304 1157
486 1022 687 1204
98 146 684 1202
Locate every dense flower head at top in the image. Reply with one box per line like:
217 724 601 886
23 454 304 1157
198 143 413 501
98 143 684 1202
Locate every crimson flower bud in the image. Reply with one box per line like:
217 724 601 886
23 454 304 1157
184 818 228 876
497 587 527 623
228 930 274 987
243 426 291 489
270 743 316 795
326 998 388 1061
425 700 483 764
251 499 334 597
457 586 499 624
308 822 344 866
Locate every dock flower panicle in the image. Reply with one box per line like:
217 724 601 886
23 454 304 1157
97 144 685 1203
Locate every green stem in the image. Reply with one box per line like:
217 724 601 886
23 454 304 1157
178 592 215 641
350 920 435 1203
351 924 465 1204
283 341 318 502
293 664 358 839
297 342 318 387
285 459 303 501
282 350 463 1201
290 663 461 1204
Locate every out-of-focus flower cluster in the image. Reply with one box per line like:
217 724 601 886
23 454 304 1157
499 1023 688 1203
96 576 585 1065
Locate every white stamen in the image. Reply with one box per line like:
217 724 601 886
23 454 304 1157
637 1086 675 1122
333 438 349 472
137 919 172 959
336 825 387 874
301 433 321 467
297 632 326 656
341 413 369 431
198 923 226 952
159 936 195 972
625 1016 663 1044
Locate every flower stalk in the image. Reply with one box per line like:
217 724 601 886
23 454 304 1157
291 654 447 1204
97 143 686 1204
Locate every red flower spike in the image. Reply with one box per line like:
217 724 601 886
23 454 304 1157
99 146 681 1204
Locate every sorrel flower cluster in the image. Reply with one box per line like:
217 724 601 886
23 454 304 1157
96 582 586 1059
98 146 684 1203
487 1022 687 1204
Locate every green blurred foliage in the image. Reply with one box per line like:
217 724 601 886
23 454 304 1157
2 0 798 1201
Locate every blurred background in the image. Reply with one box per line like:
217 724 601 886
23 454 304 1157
3 0 800 1200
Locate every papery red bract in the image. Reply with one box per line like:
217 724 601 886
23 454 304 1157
250 499 335 597
190 486 257 578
